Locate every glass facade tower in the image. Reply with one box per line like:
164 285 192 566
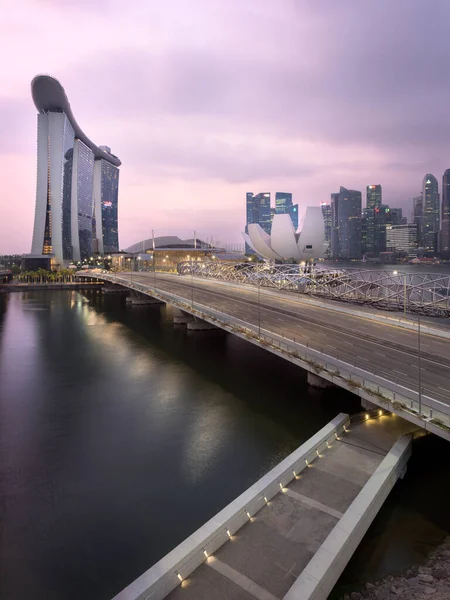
93 159 120 254
245 192 271 254
275 192 299 229
30 75 121 266
422 174 439 252
331 187 362 259
441 169 450 253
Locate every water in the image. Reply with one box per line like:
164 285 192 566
0 291 360 600
1 291 448 600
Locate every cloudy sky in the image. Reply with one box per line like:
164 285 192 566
2 0 450 253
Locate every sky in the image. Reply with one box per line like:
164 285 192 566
2 0 450 253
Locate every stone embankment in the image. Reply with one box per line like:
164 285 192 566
342 537 450 600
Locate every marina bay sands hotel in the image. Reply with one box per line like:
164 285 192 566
29 75 121 268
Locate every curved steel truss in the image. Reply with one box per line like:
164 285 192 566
177 262 450 317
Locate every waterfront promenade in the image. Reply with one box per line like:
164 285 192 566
114 413 417 600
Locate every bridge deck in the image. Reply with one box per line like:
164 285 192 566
166 416 416 600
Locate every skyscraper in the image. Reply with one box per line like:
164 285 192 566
421 174 439 252
441 169 450 253
321 203 332 255
364 185 382 255
30 75 121 266
275 192 299 229
331 187 362 259
93 149 120 254
245 192 271 253
413 195 423 247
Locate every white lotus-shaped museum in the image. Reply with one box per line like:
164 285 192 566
243 207 325 261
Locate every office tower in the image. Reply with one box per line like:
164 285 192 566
30 75 121 266
93 151 120 254
321 203 332 255
245 192 271 253
388 208 403 226
364 185 382 255
330 193 340 258
275 192 299 229
413 195 423 246
386 224 418 257
331 187 362 259
422 174 439 252
441 169 450 252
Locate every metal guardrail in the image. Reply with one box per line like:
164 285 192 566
177 262 450 318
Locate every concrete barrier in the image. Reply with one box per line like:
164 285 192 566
112 413 350 600
283 434 413 600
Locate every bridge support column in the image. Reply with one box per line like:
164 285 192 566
173 309 195 324
187 318 218 331
360 398 378 410
127 295 164 305
307 372 336 389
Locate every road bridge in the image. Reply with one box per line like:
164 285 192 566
79 271 450 440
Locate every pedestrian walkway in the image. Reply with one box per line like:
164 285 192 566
165 415 417 600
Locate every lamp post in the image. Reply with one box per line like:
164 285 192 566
191 259 194 308
393 270 407 315
418 312 422 416
257 262 261 340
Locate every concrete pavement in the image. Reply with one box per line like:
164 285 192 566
164 416 416 600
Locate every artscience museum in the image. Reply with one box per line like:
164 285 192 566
243 207 325 261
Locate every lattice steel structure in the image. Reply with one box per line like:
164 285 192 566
177 262 450 317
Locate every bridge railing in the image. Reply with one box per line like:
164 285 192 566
89 273 450 430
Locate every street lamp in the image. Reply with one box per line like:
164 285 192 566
393 270 407 315
395 270 422 416
258 264 261 339
191 258 194 308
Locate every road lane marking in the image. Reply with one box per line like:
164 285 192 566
393 369 408 376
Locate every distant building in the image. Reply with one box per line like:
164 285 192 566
413 195 423 247
30 75 121 267
386 224 418 257
93 154 120 254
331 187 362 259
365 185 382 254
321 203 332 255
275 192 299 229
245 192 271 254
421 174 439 252
441 169 450 252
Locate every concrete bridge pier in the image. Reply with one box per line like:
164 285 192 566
361 398 379 411
173 309 195 325
187 317 219 331
307 372 336 388
126 291 164 305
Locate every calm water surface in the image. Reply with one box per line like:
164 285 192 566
0 290 359 600
0 291 448 600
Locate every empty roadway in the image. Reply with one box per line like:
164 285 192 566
116 272 450 405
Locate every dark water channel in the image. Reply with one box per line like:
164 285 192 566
0 291 448 600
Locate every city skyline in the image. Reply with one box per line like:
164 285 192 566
4 1 450 253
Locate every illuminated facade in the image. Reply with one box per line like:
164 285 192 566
330 187 362 259
275 192 299 229
31 75 121 266
441 169 450 252
421 174 439 252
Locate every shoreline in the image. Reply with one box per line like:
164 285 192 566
341 536 450 600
